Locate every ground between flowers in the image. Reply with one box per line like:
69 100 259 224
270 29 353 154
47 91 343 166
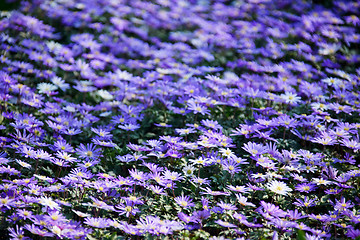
0 0 360 239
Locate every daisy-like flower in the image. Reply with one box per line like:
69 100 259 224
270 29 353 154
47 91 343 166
294 196 318 208
149 185 167 195
322 77 341 87
201 119 222 130
217 201 237 211
334 197 354 211
72 210 91 218
37 82 58 95
295 183 317 193
118 123 140 131
24 224 54 237
97 89 114 100
76 143 102 160
91 127 113 139
235 193 256 207
219 148 236 159
266 180 292 196
312 178 332 186
154 122 172 127
258 201 287 218
84 217 110 228
187 99 210 115
214 220 237 228
340 139 360 151
0 196 16 209
182 165 196 177
92 138 117 147
51 76 69 91
221 158 242 175
174 194 195 209
280 92 301 105
189 156 212 166
116 201 140 217
242 142 267 156
8 226 30 240
39 196 61 210
200 187 231 196
227 185 250 194
163 170 184 182
191 177 211 186
16 159 31 169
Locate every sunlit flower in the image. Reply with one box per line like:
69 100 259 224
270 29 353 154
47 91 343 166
266 180 292 195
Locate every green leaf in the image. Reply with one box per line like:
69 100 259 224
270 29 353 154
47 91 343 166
109 232 118 240
296 230 306 240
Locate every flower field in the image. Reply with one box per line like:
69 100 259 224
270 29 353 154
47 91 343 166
1 0 360 239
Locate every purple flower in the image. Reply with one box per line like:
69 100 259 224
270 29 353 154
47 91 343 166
201 119 222 130
269 218 297 231
116 200 140 217
294 196 318 208
215 220 237 228
345 15 360 26
24 224 54 237
192 210 210 222
178 212 198 223
0 196 16 209
286 209 306 220
258 201 286 218
334 197 354 211
174 194 195 209
295 183 317 193
324 188 343 195
346 227 360 239
129 169 149 182
200 187 231 196
76 143 102 160
217 201 237 211
118 123 140 131
187 99 210 115
8 226 30 240
84 217 111 228
149 185 167 195
221 158 242 174
69 167 93 179
242 142 267 156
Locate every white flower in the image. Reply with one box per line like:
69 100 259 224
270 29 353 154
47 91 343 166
280 92 301 105
97 89 113 100
51 76 69 91
312 178 332 185
39 196 61 210
189 157 211 166
266 180 292 196
63 105 76 112
322 77 341 87
182 165 196 177
115 69 133 80
219 148 236 159
16 159 31 169
235 193 256 207
319 43 341 55
310 102 328 111
37 82 58 94
100 111 112 117
51 226 64 238
46 41 62 53
72 210 91 218
34 174 52 181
